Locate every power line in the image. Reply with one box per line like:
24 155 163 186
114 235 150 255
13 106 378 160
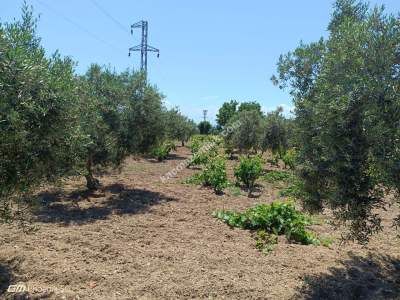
33 0 125 55
89 0 129 34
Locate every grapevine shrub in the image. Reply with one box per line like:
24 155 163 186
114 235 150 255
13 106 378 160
200 157 228 194
213 201 320 246
282 148 297 170
234 156 263 195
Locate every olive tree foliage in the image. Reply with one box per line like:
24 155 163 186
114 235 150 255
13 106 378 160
164 108 198 146
272 0 400 243
216 100 263 130
198 121 212 135
227 110 264 154
79 64 168 189
237 101 263 115
0 5 88 219
77 65 157 189
216 100 238 128
261 107 288 156
131 84 166 153
0 4 171 222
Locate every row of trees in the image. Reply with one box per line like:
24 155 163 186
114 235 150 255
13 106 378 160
215 100 293 156
0 6 196 221
273 0 400 242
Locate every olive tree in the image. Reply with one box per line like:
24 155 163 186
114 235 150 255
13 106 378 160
78 65 165 189
0 5 87 219
164 108 198 146
228 110 264 154
198 121 212 135
216 100 238 128
273 0 400 242
261 107 288 157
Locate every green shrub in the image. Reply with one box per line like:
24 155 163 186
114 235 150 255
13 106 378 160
152 146 169 162
213 201 320 245
188 137 220 167
234 156 263 195
182 173 203 185
152 141 175 161
262 170 291 182
200 157 228 194
190 135 222 154
266 153 280 166
282 148 297 170
255 230 278 254
164 140 177 152
278 178 303 198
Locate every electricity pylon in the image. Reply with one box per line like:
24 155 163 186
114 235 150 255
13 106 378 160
128 20 159 75
203 110 208 122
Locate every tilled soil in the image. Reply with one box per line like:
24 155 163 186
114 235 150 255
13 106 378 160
0 147 399 300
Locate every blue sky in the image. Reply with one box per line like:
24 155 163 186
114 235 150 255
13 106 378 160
1 0 400 123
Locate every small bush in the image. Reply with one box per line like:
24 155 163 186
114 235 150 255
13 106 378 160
213 201 320 246
282 148 297 170
266 153 280 166
278 178 303 198
189 135 222 154
188 139 220 167
234 156 263 195
182 173 203 185
200 157 228 194
262 170 291 182
164 140 177 152
255 230 278 254
152 141 175 161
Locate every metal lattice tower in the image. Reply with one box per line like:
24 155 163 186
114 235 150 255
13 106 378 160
128 20 159 74
203 110 208 122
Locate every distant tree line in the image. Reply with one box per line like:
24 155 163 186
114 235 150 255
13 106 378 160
215 100 293 156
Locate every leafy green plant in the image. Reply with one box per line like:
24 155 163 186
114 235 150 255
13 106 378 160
282 148 297 170
278 179 303 198
234 156 263 196
266 153 280 167
188 136 220 167
213 201 320 246
164 140 177 152
200 157 228 194
152 141 176 161
181 173 203 185
320 236 334 248
255 230 278 254
152 145 169 162
262 170 291 182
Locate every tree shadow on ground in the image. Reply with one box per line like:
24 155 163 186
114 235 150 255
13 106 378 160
0 258 23 296
295 253 400 300
233 183 263 198
34 184 176 226
168 153 187 161
146 153 188 164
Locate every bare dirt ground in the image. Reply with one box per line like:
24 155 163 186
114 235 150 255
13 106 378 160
0 146 399 300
